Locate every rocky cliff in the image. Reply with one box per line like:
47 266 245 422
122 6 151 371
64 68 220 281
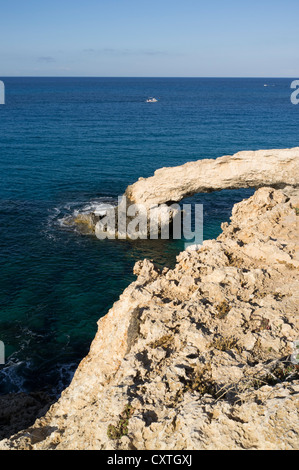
1 185 298 450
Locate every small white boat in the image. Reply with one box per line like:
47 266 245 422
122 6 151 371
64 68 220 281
146 97 158 102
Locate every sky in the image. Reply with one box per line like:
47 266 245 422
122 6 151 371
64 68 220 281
1 0 299 77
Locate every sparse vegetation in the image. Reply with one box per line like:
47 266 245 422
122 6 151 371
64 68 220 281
107 404 134 440
215 301 231 319
209 336 242 353
277 260 296 270
183 363 218 397
257 318 271 332
150 334 173 350
251 362 299 390
224 250 243 268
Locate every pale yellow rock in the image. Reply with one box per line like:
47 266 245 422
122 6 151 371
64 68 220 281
0 183 298 450
125 148 299 207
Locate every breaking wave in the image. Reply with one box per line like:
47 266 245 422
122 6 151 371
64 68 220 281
45 197 118 237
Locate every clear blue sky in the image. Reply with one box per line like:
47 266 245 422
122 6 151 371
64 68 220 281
1 0 299 77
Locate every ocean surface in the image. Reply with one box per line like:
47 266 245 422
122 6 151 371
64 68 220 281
0 77 298 396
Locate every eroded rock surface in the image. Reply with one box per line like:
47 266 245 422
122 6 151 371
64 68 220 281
1 187 298 450
125 148 299 207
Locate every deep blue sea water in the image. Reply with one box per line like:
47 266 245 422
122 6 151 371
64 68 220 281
0 77 298 396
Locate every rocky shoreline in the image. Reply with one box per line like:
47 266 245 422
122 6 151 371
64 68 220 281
0 183 298 450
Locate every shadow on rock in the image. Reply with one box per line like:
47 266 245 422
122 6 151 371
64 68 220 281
0 391 55 440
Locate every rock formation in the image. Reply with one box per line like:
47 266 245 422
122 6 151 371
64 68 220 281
72 148 299 240
125 148 299 207
1 186 298 450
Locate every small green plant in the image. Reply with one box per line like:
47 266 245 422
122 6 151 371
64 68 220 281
107 404 134 440
294 207 299 216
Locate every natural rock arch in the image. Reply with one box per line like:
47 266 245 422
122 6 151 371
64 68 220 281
125 148 299 208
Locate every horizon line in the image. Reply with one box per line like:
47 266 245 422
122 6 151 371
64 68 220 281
0 75 298 79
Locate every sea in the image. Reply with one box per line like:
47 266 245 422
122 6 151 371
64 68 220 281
0 77 298 397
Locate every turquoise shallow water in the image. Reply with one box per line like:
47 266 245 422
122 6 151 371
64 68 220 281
0 77 298 395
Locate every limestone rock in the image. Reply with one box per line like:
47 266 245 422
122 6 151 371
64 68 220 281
125 148 299 207
0 187 298 450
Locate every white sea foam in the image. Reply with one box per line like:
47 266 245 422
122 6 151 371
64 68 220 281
53 362 77 396
79 198 116 215
0 360 30 393
45 197 117 236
